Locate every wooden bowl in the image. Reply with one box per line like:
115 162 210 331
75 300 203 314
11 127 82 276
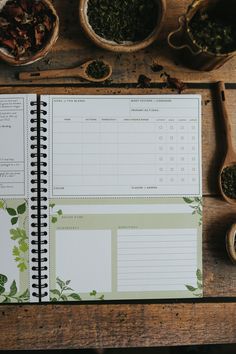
79 0 166 53
0 0 59 66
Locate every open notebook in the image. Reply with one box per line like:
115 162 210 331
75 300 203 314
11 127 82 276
0 94 202 303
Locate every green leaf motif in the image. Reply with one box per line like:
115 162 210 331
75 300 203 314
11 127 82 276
19 288 29 300
10 228 27 241
6 208 17 216
0 285 5 295
0 274 7 285
18 263 27 272
57 209 63 216
61 294 68 301
56 277 65 290
69 293 82 301
9 280 17 297
197 281 203 289
19 241 28 253
0 200 4 209
183 197 193 204
13 246 20 257
90 290 97 296
11 217 18 225
52 216 57 224
49 203 56 208
196 268 202 281
50 289 61 297
185 285 198 292
17 203 26 215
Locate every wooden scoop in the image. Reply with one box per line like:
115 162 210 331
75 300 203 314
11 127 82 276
18 60 112 82
226 223 236 264
217 81 236 205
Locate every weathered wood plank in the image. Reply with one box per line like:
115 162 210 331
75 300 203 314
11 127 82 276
0 0 236 85
203 197 236 297
0 302 236 350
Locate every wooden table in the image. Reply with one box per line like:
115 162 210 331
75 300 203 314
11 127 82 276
1 0 236 350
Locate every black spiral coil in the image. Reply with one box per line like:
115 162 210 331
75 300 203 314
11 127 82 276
30 99 48 300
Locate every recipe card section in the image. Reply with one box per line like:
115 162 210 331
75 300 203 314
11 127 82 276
48 95 201 197
0 97 27 197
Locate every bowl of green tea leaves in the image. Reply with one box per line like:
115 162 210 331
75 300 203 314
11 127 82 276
79 0 166 52
0 0 59 65
187 1 236 55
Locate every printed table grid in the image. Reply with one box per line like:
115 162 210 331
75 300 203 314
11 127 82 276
51 97 201 197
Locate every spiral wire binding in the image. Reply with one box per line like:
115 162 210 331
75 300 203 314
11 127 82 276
30 98 48 300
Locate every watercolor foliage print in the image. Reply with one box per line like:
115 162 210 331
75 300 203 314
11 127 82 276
183 197 203 225
0 199 29 303
50 277 105 302
185 269 203 297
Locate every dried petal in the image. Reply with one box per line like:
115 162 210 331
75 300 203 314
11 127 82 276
34 24 45 46
2 38 16 50
4 4 24 18
0 16 9 27
167 76 187 93
43 15 51 31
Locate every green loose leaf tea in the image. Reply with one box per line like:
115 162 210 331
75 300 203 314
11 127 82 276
189 5 236 54
87 0 159 43
221 165 236 199
86 60 109 79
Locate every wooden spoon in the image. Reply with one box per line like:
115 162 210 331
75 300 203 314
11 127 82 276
18 60 112 82
226 223 236 264
217 81 236 205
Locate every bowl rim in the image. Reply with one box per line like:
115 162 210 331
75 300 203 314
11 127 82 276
79 0 166 53
0 0 59 66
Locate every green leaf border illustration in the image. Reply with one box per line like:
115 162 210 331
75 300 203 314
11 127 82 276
0 274 29 303
49 203 63 224
183 197 202 225
50 277 105 302
0 199 29 271
185 269 203 297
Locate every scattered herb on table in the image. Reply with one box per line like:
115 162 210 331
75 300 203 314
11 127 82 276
87 0 159 43
0 0 56 59
221 165 236 199
86 60 110 79
188 7 236 54
151 60 163 72
161 72 187 94
137 74 151 88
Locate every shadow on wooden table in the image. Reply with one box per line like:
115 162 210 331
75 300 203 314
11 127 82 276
1 344 236 354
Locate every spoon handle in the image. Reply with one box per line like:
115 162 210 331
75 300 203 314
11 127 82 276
226 223 236 264
217 81 235 155
18 67 80 81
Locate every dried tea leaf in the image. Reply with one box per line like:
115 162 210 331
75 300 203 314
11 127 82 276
161 72 187 93
167 76 187 93
151 61 163 72
137 74 151 88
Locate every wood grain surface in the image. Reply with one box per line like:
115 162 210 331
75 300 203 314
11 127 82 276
0 0 235 85
1 303 236 350
0 0 236 349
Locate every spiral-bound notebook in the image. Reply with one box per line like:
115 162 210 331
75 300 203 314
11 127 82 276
0 93 202 303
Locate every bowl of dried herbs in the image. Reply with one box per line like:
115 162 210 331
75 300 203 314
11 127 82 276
168 0 236 71
0 0 59 66
79 0 166 52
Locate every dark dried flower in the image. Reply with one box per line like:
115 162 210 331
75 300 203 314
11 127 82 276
137 74 152 88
